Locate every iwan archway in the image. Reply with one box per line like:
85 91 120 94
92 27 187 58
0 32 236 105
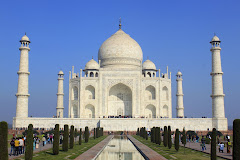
108 83 132 117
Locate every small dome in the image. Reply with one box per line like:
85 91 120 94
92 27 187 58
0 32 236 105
211 35 220 42
58 70 64 75
85 59 99 70
21 35 30 42
176 71 182 76
98 29 143 68
142 59 156 70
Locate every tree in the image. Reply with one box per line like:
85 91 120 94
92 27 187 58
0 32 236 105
152 127 155 143
146 130 148 140
0 121 8 160
175 129 179 151
62 125 69 151
233 119 240 160
168 126 172 149
155 127 159 144
211 128 216 160
163 126 168 147
182 128 186 154
70 125 74 149
137 128 139 136
25 124 33 160
79 128 82 145
74 128 78 144
94 128 96 139
159 128 162 145
85 126 89 143
53 124 60 155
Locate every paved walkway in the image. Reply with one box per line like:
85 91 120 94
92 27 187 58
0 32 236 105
180 142 232 160
74 135 113 160
128 135 167 160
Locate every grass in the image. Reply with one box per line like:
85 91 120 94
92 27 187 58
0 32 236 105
14 136 107 160
133 135 225 160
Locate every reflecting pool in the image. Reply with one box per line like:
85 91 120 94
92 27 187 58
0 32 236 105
96 136 145 160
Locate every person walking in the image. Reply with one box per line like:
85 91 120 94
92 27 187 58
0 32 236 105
201 136 206 151
42 136 46 146
14 138 20 156
218 142 224 153
19 137 23 154
9 139 15 156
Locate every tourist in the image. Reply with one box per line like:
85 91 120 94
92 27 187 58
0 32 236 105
19 137 23 154
36 137 40 149
201 136 206 151
196 135 199 143
33 137 36 150
218 142 224 153
227 139 231 153
60 134 63 144
42 136 46 146
14 138 20 156
22 137 25 154
50 134 53 144
9 138 15 156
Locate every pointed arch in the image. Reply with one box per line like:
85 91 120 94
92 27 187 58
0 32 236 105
145 85 156 100
163 105 168 118
72 86 78 100
72 104 78 118
162 86 169 100
85 85 95 99
85 104 95 118
145 104 156 118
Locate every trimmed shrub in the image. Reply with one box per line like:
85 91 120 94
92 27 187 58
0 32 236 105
70 125 74 149
79 128 82 145
25 124 33 160
62 125 69 151
0 121 8 160
85 126 89 143
182 128 186 154
74 128 78 141
211 128 217 160
94 128 96 139
168 126 172 149
163 126 168 147
233 119 240 160
146 130 148 140
175 129 179 151
137 128 139 136
53 124 60 155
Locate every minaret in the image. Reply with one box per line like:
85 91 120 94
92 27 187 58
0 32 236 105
176 71 184 118
16 34 30 118
210 35 225 119
56 70 64 118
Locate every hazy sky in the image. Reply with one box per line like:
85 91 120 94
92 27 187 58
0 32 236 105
0 1 239 126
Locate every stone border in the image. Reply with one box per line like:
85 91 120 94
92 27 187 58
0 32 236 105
127 135 167 160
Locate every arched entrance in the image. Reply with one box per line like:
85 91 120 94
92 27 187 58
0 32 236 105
108 83 132 117
145 104 156 118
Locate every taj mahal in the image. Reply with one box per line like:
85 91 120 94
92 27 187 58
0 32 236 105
13 22 228 131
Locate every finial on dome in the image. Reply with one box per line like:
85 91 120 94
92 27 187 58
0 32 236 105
119 17 122 29
92 56 93 59
25 32 26 35
214 32 216 36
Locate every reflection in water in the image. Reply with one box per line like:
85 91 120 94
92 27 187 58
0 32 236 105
96 136 145 160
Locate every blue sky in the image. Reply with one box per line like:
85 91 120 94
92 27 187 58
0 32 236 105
0 1 239 126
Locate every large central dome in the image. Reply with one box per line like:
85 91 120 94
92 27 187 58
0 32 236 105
98 29 143 68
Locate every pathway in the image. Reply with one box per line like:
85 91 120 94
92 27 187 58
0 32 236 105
180 142 232 160
74 135 113 160
128 135 167 160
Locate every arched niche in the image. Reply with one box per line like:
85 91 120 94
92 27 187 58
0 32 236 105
85 85 95 99
145 104 156 118
108 83 132 117
85 104 95 118
145 85 156 100
72 105 78 118
72 86 78 100
163 105 168 118
162 86 169 101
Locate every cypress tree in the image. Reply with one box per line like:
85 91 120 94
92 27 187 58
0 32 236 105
152 127 155 143
70 125 74 149
163 126 168 147
159 128 162 145
79 128 82 145
94 128 96 139
233 119 240 160
146 130 148 140
155 127 159 144
74 128 78 143
0 121 8 160
143 127 146 139
211 128 217 160
62 125 69 151
25 124 33 160
175 129 179 151
96 127 99 138
168 126 172 149
137 128 139 136
182 128 186 154
85 126 89 143
53 124 60 155
150 128 153 142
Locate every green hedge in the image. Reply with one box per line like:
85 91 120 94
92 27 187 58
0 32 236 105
163 126 168 147
25 124 33 160
233 119 240 160
175 129 179 151
168 126 172 149
211 128 216 160
62 125 69 151
85 126 89 143
0 121 8 160
53 124 60 155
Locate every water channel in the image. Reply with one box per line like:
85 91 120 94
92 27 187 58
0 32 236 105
96 136 145 160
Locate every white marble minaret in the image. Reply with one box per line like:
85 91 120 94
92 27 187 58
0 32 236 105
176 71 184 118
16 34 30 118
210 35 225 119
56 70 64 118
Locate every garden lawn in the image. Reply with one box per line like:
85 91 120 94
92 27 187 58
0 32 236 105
133 135 224 160
14 136 107 160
